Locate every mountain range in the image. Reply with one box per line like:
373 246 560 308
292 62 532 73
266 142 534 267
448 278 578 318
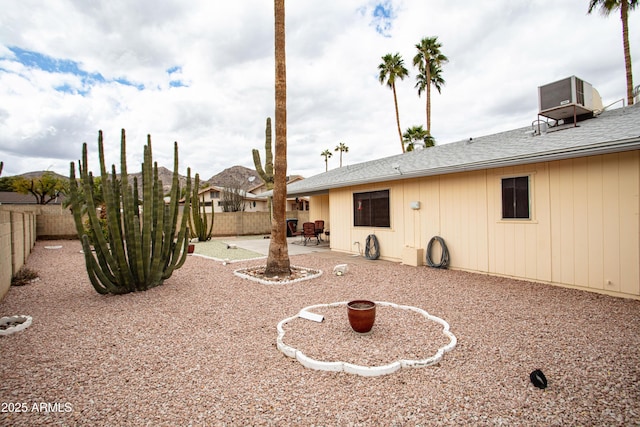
7 165 265 193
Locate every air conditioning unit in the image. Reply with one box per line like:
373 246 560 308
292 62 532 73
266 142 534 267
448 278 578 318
538 76 602 121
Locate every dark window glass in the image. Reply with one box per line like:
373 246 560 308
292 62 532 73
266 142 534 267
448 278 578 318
502 176 529 219
354 190 390 227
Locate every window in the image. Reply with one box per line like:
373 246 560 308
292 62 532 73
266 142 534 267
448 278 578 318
501 176 530 219
354 190 390 227
210 190 220 198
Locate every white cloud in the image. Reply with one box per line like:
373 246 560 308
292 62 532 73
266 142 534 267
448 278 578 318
0 0 638 180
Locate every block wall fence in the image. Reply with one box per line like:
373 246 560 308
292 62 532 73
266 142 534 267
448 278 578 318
0 206 37 300
0 204 309 300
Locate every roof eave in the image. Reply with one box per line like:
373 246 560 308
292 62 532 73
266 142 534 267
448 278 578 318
285 136 640 196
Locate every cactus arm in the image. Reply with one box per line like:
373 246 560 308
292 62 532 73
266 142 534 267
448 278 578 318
252 117 275 190
163 165 191 278
141 139 154 283
102 131 134 290
252 149 267 182
263 117 274 185
172 167 192 267
190 173 201 238
69 147 121 292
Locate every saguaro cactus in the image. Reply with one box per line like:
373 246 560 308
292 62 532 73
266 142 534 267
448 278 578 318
68 129 191 295
252 117 274 191
188 173 214 241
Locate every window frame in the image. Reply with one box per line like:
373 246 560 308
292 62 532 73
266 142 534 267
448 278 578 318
353 189 391 228
500 175 531 220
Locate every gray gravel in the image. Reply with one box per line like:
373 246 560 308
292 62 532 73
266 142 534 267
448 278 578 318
1 240 639 426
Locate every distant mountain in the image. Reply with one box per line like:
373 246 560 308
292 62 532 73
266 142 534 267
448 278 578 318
11 165 266 195
16 170 69 181
124 166 191 194
207 165 262 191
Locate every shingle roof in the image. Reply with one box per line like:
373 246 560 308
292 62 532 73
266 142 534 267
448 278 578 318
286 104 640 196
0 191 66 205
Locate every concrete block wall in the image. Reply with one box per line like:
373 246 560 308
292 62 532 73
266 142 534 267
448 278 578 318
0 211 13 300
178 210 310 236
35 205 76 238
0 204 309 299
0 208 36 300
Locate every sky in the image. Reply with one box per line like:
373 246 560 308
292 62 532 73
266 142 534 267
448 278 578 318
1 0 639 181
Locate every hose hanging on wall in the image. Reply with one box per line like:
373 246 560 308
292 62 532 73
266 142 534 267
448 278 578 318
364 234 380 260
426 236 449 268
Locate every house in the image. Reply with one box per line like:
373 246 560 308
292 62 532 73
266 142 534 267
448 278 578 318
285 89 640 299
192 185 269 213
250 175 309 211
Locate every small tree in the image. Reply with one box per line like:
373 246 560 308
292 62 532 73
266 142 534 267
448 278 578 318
12 172 68 204
220 179 246 212
378 52 409 153
413 36 448 139
321 149 332 172
588 0 637 106
403 125 435 151
334 142 349 167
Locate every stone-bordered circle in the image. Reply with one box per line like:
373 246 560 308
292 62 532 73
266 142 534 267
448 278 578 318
0 315 33 336
277 301 457 377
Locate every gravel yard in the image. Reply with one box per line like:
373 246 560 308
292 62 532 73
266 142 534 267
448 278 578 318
1 239 639 426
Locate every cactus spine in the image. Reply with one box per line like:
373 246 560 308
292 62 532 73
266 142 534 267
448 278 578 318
188 173 214 241
252 117 274 191
68 129 191 294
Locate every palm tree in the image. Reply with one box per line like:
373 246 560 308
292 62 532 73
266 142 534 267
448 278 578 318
588 0 638 106
334 142 349 167
402 125 434 151
413 36 448 136
265 0 291 277
321 149 333 172
378 53 409 153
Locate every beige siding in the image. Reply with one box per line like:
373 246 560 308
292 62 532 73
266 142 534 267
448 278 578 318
328 151 640 298
309 195 330 231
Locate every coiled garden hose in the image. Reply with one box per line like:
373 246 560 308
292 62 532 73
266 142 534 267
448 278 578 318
426 236 449 268
364 234 380 260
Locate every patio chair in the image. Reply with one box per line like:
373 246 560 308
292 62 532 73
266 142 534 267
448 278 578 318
314 220 325 242
302 222 319 246
287 221 303 241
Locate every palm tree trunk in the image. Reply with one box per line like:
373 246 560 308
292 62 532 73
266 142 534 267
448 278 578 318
265 0 291 277
426 64 432 135
621 0 634 106
392 83 404 153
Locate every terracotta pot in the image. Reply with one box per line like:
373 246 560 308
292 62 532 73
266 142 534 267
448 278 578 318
347 300 376 334
187 244 195 254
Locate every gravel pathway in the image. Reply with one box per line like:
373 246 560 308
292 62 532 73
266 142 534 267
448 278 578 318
1 240 639 426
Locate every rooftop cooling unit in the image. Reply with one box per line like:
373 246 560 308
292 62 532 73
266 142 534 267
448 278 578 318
538 76 602 122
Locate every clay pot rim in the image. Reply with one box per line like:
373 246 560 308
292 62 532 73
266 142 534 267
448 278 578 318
347 300 376 310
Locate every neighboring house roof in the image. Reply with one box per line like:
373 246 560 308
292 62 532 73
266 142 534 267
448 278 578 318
0 191 66 205
250 175 305 194
196 185 268 201
285 104 640 196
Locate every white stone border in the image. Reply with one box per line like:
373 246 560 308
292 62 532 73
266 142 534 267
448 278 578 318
234 266 323 285
0 315 33 336
277 301 457 377
190 253 267 264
